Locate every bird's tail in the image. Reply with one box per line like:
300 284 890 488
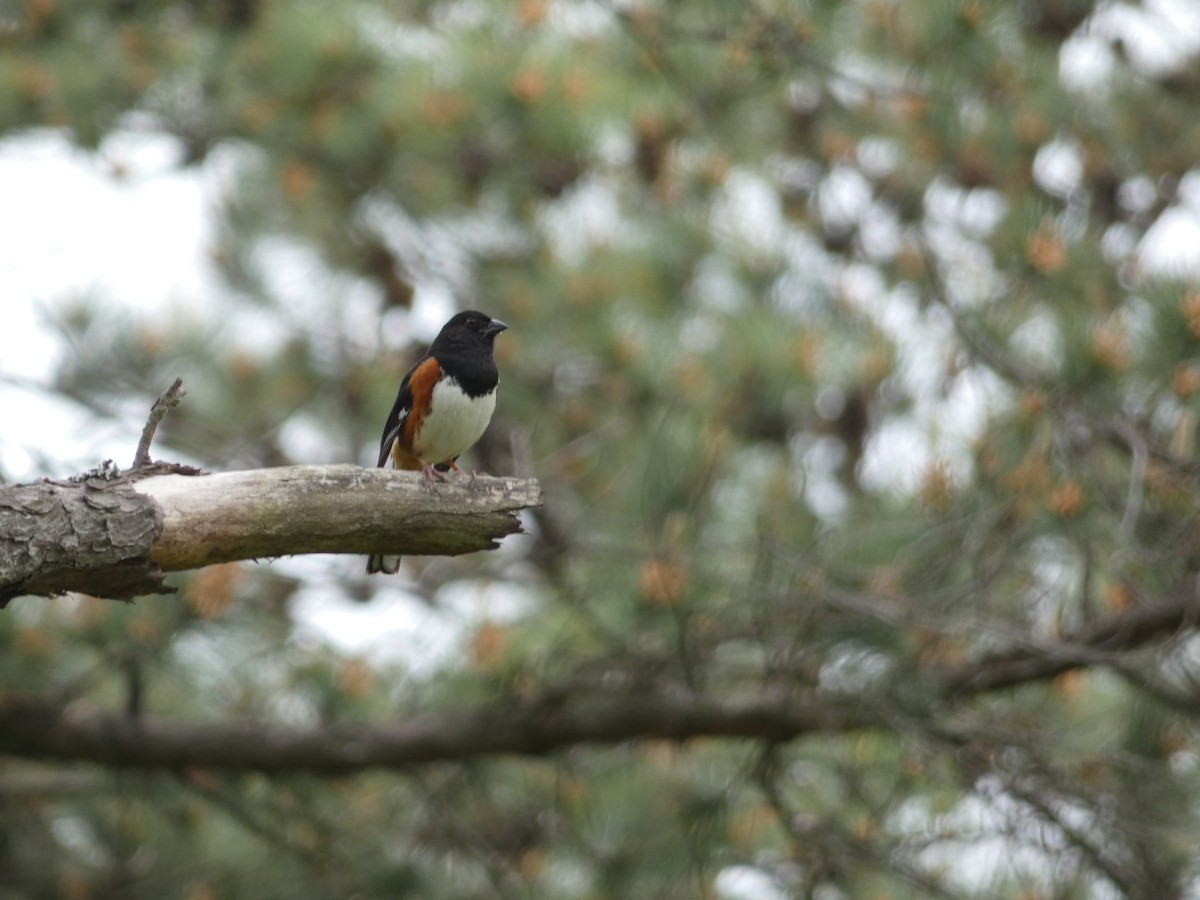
366 554 401 575
367 445 424 575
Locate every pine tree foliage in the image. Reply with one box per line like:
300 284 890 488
3 0 1200 896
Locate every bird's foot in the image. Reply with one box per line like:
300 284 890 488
448 460 480 484
421 463 448 487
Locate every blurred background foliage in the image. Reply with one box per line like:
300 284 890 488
4 0 1200 897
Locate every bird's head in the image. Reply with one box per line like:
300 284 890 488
433 310 508 351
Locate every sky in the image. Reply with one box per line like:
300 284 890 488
0 129 220 478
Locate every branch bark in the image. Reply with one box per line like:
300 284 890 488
0 465 542 604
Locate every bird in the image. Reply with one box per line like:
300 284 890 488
366 310 508 575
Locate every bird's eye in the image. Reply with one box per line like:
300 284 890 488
465 317 479 329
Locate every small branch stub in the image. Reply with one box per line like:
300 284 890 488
132 377 186 470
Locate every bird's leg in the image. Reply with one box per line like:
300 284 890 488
421 462 448 486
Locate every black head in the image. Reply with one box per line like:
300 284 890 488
430 310 508 354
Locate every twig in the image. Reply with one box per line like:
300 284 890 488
1114 418 1148 551
131 378 185 469
752 743 968 900
938 576 1200 696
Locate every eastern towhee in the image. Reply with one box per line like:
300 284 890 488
366 310 508 574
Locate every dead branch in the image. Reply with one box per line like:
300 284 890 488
0 466 541 604
1 378 542 604
132 377 186 469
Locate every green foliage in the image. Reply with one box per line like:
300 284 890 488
5 0 1200 897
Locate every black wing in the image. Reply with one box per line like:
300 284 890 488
375 356 423 468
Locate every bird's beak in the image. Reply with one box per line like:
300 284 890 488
485 319 508 336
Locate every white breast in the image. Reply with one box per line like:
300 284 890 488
412 377 497 464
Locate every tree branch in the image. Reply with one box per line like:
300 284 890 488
936 576 1200 696
2 579 1196 772
0 689 865 774
0 466 542 604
